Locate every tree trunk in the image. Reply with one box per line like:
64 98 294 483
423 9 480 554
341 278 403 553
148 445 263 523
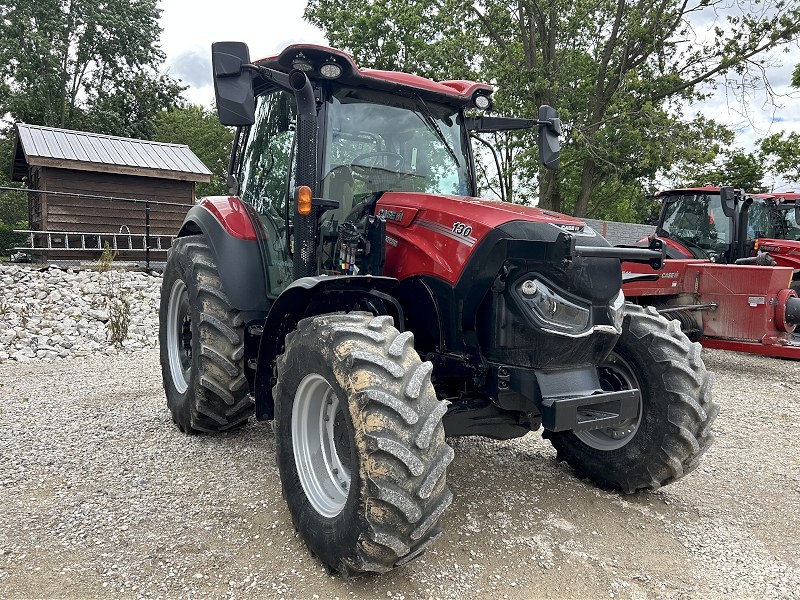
573 158 596 217
538 168 560 212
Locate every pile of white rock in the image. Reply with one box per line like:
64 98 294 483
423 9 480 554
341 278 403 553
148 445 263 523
0 264 161 363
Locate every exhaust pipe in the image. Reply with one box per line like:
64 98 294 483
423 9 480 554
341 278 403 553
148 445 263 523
290 70 318 280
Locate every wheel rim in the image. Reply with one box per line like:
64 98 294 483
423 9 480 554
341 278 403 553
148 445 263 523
166 279 192 394
575 351 643 451
292 374 351 517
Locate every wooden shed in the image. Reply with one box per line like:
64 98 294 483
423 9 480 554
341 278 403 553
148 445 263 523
10 123 212 263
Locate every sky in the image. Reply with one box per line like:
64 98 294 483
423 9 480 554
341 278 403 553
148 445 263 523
157 0 800 192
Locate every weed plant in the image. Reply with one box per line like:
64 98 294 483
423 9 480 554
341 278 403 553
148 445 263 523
96 242 131 347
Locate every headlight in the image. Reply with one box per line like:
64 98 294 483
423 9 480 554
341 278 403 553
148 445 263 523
518 278 590 332
608 289 625 332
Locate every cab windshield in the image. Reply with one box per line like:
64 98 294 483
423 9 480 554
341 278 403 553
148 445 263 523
661 193 731 260
320 87 473 225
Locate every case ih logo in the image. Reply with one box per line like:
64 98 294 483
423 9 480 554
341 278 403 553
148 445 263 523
378 208 404 222
558 224 583 233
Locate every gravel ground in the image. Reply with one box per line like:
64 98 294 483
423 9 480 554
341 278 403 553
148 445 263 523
1 342 799 599
1 265 799 599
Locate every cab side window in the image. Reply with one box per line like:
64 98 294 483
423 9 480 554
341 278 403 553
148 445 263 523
237 90 297 295
747 201 769 240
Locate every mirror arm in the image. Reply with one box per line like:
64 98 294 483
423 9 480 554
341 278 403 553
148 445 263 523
466 116 560 132
241 64 294 94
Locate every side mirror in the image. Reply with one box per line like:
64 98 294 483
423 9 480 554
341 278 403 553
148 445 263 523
720 185 736 218
537 105 561 170
212 41 255 127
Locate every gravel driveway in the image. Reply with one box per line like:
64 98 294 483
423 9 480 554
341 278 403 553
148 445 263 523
1 345 799 599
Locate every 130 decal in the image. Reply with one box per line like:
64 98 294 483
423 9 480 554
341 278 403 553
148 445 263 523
452 222 473 237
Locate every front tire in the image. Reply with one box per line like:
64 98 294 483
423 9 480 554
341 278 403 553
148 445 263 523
273 312 453 576
545 304 719 493
158 235 252 433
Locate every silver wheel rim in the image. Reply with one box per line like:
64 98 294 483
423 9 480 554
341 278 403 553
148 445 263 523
292 374 351 517
166 279 192 394
575 351 643 451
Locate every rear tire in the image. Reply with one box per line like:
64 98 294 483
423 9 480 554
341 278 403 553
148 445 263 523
273 312 453 575
159 235 252 433
545 304 718 493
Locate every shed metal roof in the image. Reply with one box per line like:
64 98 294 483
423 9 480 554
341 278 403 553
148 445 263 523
12 123 212 183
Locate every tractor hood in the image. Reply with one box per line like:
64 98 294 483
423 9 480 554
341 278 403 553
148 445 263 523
377 192 588 233
377 192 600 286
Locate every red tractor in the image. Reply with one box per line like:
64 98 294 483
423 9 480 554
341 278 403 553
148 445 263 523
158 42 717 576
623 186 800 359
751 191 800 286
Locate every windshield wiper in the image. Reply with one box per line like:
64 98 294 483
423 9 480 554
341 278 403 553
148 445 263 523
414 95 460 167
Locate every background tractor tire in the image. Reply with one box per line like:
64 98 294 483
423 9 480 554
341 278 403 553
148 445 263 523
159 235 252 433
273 312 453 576
545 304 719 493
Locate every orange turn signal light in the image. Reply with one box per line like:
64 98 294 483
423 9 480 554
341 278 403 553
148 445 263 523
296 185 312 215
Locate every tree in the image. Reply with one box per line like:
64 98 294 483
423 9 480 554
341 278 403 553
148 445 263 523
153 105 235 198
306 0 800 218
760 132 800 186
0 0 183 137
684 148 769 193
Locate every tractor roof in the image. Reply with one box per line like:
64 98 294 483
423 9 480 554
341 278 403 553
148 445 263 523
255 44 493 108
654 186 725 196
772 192 799 204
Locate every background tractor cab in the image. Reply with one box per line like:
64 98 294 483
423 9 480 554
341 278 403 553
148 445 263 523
649 186 800 288
623 185 800 358
652 186 745 263
751 192 800 287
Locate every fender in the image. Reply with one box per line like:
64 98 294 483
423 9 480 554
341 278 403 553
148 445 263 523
177 197 270 312
253 275 400 420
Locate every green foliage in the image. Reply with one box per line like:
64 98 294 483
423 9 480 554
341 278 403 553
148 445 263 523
107 295 131 347
682 149 769 193
96 254 132 347
793 63 800 89
306 0 800 220
0 223 27 257
96 242 118 274
0 0 184 136
759 132 800 185
0 186 27 227
153 104 235 197
0 150 26 255
88 72 186 140
0 135 26 230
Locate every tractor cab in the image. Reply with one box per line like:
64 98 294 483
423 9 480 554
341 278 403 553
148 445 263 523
655 188 734 261
213 42 561 293
764 192 800 242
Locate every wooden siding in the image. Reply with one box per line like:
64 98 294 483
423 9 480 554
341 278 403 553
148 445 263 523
29 167 195 262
